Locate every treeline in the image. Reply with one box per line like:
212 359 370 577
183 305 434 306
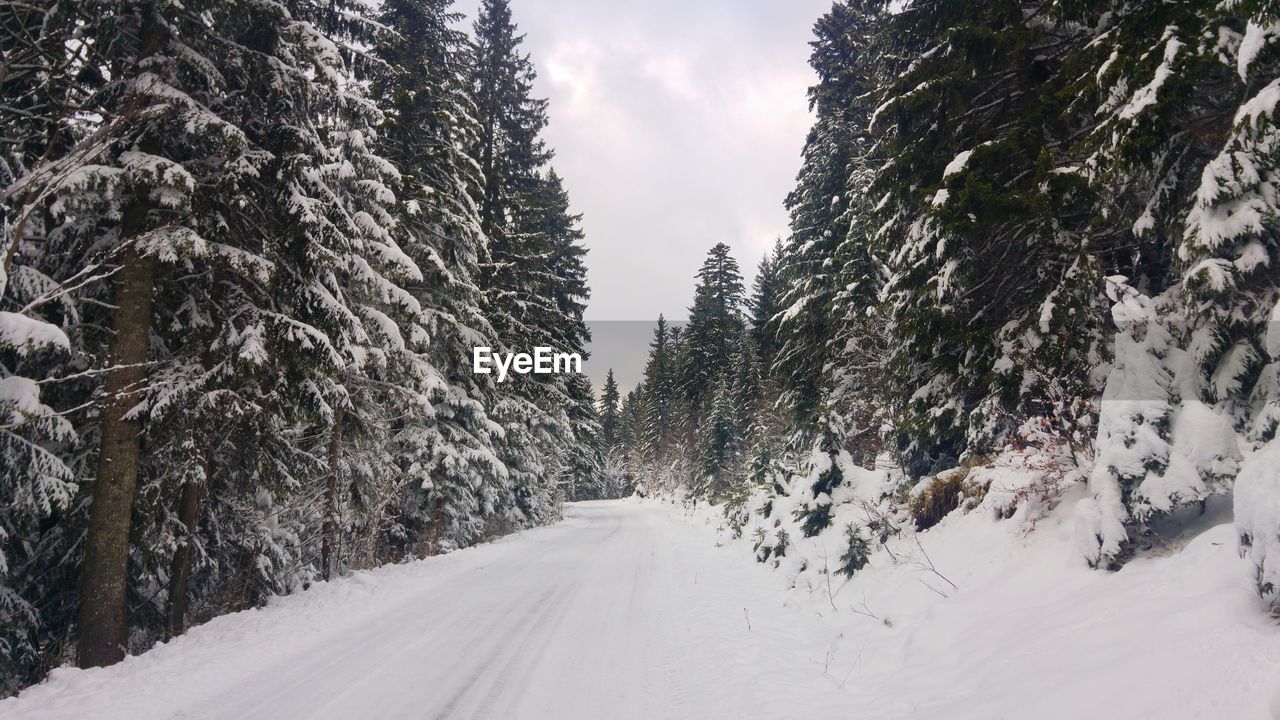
0 0 606 691
610 0 1280 614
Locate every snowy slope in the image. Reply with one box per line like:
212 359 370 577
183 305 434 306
678 486 1280 720
4 499 1278 719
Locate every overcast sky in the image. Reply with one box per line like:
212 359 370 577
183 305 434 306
456 0 833 322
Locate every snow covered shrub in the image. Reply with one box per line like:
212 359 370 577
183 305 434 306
753 526 790 566
1236 439 1280 615
791 435 849 537
966 416 1091 526
1176 22 1280 611
1077 280 1180 567
1234 303 1280 614
723 485 753 539
835 523 872 577
1077 278 1242 568
773 529 790 561
796 503 833 538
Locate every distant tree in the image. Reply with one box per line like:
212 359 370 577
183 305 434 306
600 369 622 452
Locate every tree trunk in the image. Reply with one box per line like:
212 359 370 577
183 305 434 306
164 477 202 638
426 496 445 556
78 0 168 669
321 408 345 581
77 244 157 668
165 270 222 638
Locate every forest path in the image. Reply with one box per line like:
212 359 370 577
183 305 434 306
4 501 859 720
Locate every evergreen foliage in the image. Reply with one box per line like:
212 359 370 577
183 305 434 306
614 0 1280 616
0 0 598 690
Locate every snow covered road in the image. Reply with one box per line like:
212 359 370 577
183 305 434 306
3 501 862 720
10 498 1279 720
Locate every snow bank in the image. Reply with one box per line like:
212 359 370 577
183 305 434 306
674 449 1280 719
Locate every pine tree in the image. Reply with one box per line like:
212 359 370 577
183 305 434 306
1074 0 1280 582
600 369 622 451
617 387 645 495
868 0 1104 475
468 0 590 525
678 243 746 456
0 0 604 690
639 315 678 489
2 0 426 668
698 375 740 499
0 0 89 686
563 373 606 500
370 0 507 558
470 0 551 242
748 242 785 376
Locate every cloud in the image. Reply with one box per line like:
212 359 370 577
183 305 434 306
453 0 831 333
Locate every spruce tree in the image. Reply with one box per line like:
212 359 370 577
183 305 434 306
600 369 622 452
639 315 677 488
772 2 885 457
468 0 591 524
371 0 507 556
678 243 746 454
748 242 785 377
1074 0 1280 580
470 0 551 242
868 0 1103 474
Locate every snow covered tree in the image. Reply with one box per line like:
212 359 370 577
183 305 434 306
562 373 606 500
1074 0 1280 577
678 243 746 455
698 375 741 499
600 369 622 452
0 0 90 686
369 0 507 558
1176 2 1280 610
772 2 883 447
869 0 1105 475
469 0 551 242
617 387 645 494
468 0 591 524
639 316 678 485
748 242 784 377
0 0 602 692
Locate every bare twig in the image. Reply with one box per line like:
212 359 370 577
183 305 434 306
919 579 949 598
820 541 838 611
913 532 957 590
823 633 844 674
848 596 884 622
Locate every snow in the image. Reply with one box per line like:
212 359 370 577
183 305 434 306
6 498 1275 719
0 376 45 417
1096 49 1119 83
0 311 71 355
941 150 972 179
1 503 861 719
1238 21 1275 80
1235 78 1280 127
1118 35 1181 121
697 469 1280 720
1268 299 1280 358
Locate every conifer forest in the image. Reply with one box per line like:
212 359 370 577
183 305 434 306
2 0 1280 717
